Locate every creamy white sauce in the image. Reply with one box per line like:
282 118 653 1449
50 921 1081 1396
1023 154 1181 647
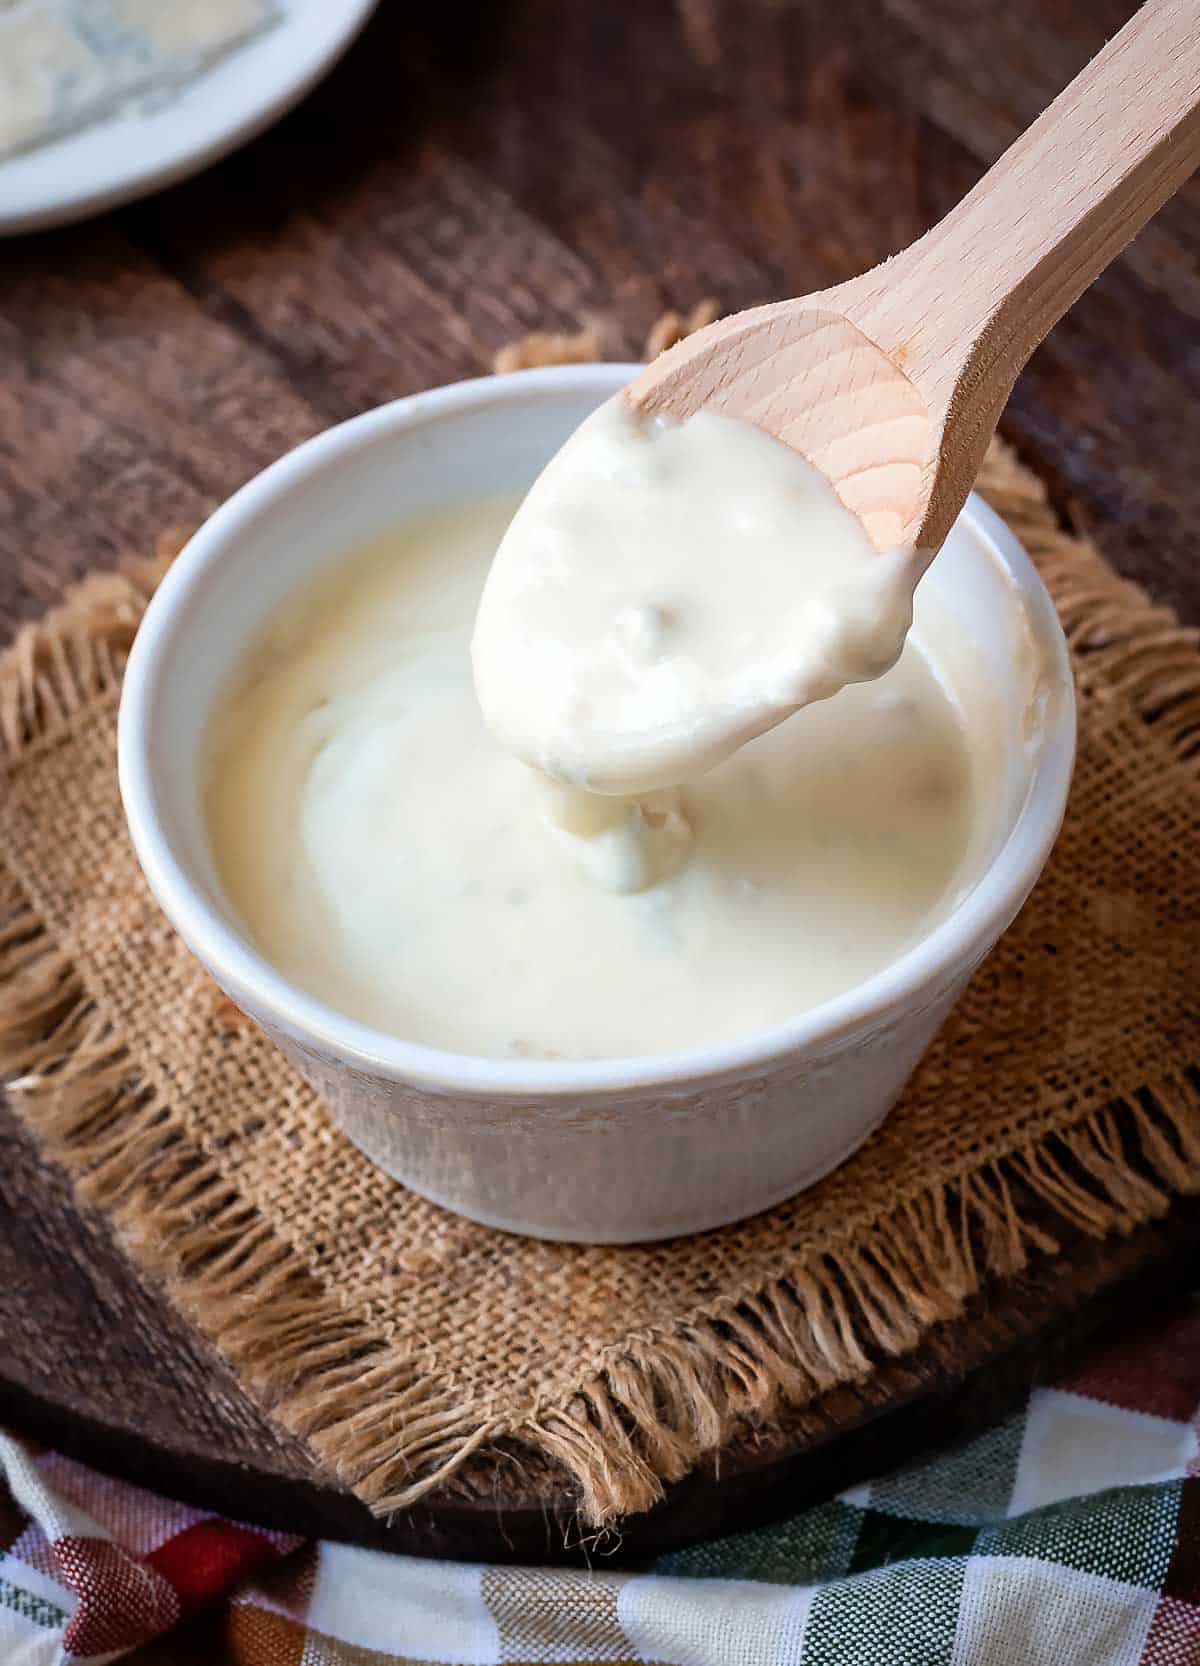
205 499 981 1061
472 397 923 796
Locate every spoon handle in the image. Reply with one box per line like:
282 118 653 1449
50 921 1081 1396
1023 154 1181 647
846 0 1200 537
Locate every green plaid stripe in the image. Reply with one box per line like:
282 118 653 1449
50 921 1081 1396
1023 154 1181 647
865 1414 1027 1525
655 1499 863 1585
975 1480 1181 1587
640 1481 1187 1666
801 1555 969 1665
641 1397 1195 1666
0 1568 69 1630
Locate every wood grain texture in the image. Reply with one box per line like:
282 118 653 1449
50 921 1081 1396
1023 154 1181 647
632 305 931 549
855 0 1200 549
632 0 1200 554
1 0 1199 1564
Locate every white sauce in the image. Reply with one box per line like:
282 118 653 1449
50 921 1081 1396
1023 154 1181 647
472 397 923 796
205 499 980 1061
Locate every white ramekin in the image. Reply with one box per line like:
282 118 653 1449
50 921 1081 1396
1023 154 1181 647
118 365 1075 1244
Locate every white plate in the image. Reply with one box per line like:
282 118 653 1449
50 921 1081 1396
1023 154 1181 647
0 0 378 237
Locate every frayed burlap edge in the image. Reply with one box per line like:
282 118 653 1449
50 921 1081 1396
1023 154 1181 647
2 413 1200 1530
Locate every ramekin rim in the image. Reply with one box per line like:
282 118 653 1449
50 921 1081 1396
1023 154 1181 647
117 365 1077 1098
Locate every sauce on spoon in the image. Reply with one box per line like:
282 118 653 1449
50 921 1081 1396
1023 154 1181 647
472 396 923 798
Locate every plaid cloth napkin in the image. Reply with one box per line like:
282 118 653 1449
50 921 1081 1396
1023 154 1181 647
2 1300 1197 1666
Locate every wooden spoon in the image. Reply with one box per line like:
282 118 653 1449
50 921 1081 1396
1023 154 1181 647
628 0 1200 558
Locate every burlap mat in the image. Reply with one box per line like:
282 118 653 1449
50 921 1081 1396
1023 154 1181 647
2 344 1199 1529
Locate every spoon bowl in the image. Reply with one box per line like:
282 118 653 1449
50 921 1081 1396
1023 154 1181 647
631 304 930 553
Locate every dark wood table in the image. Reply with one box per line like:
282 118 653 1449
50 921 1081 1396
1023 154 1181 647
2 0 1199 1566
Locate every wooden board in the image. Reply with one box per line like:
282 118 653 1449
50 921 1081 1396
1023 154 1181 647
3 1087 1198 1565
2 0 1198 1565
